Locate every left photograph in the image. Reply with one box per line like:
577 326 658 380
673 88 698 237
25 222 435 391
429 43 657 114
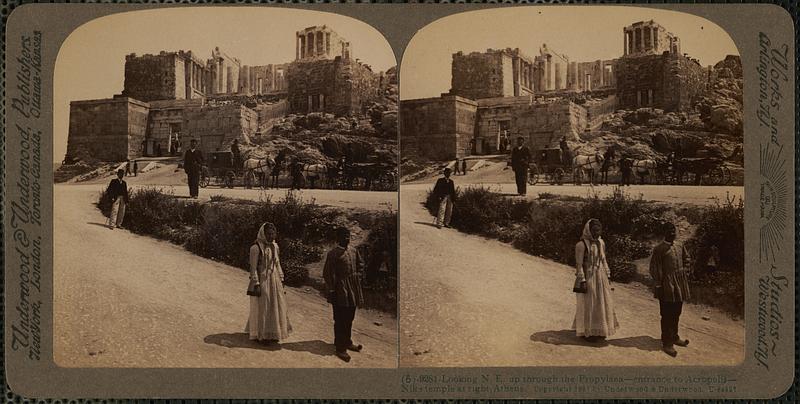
53 8 398 368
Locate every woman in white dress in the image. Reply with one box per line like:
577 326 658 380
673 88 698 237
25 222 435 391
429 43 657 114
573 218 619 342
245 222 292 344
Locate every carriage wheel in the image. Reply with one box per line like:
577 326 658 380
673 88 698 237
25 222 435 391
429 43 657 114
707 166 725 185
527 165 539 185
200 173 210 188
224 170 236 188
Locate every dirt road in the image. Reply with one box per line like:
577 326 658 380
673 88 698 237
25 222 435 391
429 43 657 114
405 160 743 206
54 185 397 367
65 183 396 212
400 186 744 367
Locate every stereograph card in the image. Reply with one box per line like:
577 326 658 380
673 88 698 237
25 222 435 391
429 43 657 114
3 3 796 399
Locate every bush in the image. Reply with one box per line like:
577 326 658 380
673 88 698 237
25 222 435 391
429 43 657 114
96 187 397 314
686 194 744 276
425 186 530 234
280 239 321 286
426 186 662 285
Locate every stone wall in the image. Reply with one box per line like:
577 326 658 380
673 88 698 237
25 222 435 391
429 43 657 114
66 97 150 161
616 53 707 111
662 55 708 112
450 49 534 100
287 57 379 116
180 104 258 154
400 95 477 160
123 53 181 102
475 98 586 152
450 51 512 100
255 100 289 123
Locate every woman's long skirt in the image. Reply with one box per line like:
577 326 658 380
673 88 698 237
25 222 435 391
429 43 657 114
573 269 619 337
245 269 292 341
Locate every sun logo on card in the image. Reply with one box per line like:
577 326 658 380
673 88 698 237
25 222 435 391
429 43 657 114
759 143 787 262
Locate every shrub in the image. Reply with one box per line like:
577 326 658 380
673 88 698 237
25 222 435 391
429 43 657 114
280 239 321 286
686 194 744 276
425 186 530 234
514 202 583 263
96 187 397 314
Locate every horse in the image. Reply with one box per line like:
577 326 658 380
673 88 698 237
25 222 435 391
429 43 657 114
243 157 274 188
303 163 329 189
632 159 658 184
572 154 604 185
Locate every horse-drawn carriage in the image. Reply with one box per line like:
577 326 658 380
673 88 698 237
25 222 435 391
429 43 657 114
528 147 568 185
333 161 397 191
199 151 260 189
671 157 733 185
625 155 733 185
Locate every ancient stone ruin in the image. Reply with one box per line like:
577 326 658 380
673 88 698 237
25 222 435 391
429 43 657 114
401 20 722 160
65 26 387 163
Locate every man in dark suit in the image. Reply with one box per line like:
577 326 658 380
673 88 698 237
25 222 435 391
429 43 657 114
432 168 457 228
323 227 365 362
649 223 692 357
511 136 531 196
106 169 129 229
184 139 204 198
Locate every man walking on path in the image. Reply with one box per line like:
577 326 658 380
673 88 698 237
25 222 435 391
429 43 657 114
323 227 365 363
106 169 129 229
432 168 456 228
511 136 531 196
649 223 692 357
132 160 138 177
183 139 204 198
461 159 467 176
453 159 462 176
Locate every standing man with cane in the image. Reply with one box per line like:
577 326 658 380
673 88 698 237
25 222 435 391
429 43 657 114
511 136 531 196
184 138 204 199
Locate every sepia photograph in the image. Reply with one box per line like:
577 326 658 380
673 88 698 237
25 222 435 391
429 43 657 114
53 8 398 367
399 7 744 367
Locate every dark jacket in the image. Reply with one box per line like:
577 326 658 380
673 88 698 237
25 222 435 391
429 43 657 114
323 245 365 307
649 241 691 302
511 146 531 172
106 178 128 202
432 177 456 200
183 149 204 175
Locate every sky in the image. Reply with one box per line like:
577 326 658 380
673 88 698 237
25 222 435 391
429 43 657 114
400 6 740 100
53 7 396 161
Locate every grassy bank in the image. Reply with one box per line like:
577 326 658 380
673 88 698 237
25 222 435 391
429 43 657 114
99 188 397 314
425 186 744 318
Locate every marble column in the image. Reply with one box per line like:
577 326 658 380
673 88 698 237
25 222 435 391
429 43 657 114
623 29 628 55
652 28 658 52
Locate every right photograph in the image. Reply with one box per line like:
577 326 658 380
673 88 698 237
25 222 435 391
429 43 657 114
399 7 744 367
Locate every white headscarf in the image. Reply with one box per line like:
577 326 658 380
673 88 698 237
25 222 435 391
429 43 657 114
581 219 604 269
255 222 278 269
